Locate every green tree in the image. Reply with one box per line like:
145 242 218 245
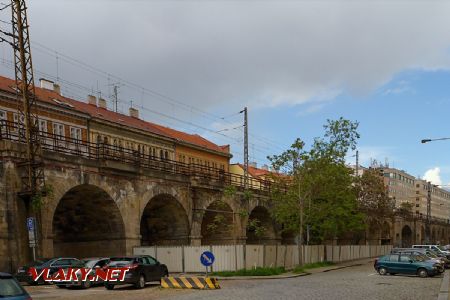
355 168 393 222
268 118 365 244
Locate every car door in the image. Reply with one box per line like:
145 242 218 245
387 254 400 273
50 259 70 276
143 256 160 281
398 254 415 274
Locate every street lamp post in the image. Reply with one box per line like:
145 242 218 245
421 137 450 144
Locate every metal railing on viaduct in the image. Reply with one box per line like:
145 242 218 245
0 120 275 192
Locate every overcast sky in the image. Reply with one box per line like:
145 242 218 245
2 0 450 184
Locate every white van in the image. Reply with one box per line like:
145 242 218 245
412 245 450 256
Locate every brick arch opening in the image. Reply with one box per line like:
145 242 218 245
381 221 391 245
401 225 412 247
140 194 189 246
52 184 126 257
368 220 381 245
201 200 234 245
246 206 277 245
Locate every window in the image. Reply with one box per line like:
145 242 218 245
0 110 6 120
164 151 168 160
160 149 163 158
389 254 399 262
399 255 411 262
416 204 419 207
38 119 47 133
144 256 158 266
53 123 64 138
70 127 81 141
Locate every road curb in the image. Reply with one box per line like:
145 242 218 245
437 270 449 300
214 262 366 280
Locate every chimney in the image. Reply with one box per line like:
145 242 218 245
39 78 54 90
261 164 269 171
87 95 97 106
53 83 61 95
98 98 107 109
129 107 139 119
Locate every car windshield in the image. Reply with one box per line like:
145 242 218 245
412 254 426 262
426 251 438 258
0 278 27 297
83 260 99 268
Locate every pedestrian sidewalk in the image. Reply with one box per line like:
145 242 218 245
437 270 449 300
209 258 374 280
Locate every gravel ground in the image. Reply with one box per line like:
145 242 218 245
25 262 442 300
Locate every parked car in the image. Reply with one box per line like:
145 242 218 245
374 253 440 278
61 257 110 289
15 258 52 285
16 257 84 285
104 255 168 290
0 272 32 300
412 245 450 259
390 248 445 273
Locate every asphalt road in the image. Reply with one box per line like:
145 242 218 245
25 262 442 300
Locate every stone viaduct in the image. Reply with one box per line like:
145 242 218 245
0 139 280 272
1 139 450 273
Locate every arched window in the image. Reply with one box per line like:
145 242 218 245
160 149 163 159
164 151 168 160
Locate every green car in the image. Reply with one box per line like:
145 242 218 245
374 253 440 278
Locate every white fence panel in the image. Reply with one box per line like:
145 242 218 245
265 245 277 268
276 245 287 268
245 245 264 269
133 247 156 257
184 246 211 273
212 245 238 272
156 247 183 273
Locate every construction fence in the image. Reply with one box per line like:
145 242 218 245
133 244 393 273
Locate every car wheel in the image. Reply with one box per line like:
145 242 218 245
81 280 91 289
160 270 169 283
378 267 388 275
134 275 145 289
105 284 114 290
417 268 428 278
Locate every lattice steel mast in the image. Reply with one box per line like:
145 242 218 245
11 0 44 197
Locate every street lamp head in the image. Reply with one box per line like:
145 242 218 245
421 139 432 144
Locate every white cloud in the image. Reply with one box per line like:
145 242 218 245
21 0 450 114
423 167 442 186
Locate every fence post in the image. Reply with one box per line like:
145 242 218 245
263 244 266 267
182 245 185 274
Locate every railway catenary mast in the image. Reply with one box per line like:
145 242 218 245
11 0 45 198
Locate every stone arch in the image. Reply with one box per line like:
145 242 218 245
201 200 235 245
140 193 190 246
246 206 277 245
401 225 412 247
380 221 391 245
432 228 437 244
368 220 381 245
52 184 126 257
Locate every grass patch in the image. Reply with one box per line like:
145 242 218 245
211 266 286 277
293 261 334 274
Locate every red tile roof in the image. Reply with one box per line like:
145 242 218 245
0 75 230 155
234 163 271 177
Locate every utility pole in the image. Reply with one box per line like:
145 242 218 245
11 0 44 197
355 150 359 176
113 85 118 113
426 181 432 244
240 107 248 189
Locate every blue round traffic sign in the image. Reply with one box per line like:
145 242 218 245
200 251 215 267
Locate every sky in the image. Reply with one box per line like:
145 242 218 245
1 0 450 185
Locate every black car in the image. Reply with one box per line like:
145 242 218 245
104 255 168 290
16 258 52 284
16 257 84 285
0 272 32 300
